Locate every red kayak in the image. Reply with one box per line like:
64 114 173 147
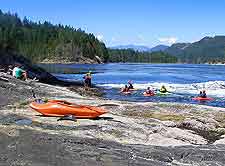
192 97 213 101
143 92 155 96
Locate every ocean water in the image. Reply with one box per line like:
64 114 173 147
39 63 225 108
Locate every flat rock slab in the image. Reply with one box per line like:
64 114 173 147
0 127 225 166
0 95 8 106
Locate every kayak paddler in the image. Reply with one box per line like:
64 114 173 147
160 85 168 93
198 91 203 97
121 85 129 92
201 90 207 98
128 80 134 90
198 90 207 98
145 87 154 95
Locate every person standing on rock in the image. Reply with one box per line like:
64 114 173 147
83 71 92 89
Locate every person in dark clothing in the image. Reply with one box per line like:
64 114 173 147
121 85 129 92
83 72 92 88
160 85 167 93
202 90 207 98
145 87 154 95
128 80 134 90
198 91 203 97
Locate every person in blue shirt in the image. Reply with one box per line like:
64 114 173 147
12 65 28 81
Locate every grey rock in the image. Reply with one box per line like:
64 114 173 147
1 127 225 165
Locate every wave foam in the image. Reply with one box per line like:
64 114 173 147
97 81 225 97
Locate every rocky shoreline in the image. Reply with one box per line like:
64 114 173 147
1 74 225 165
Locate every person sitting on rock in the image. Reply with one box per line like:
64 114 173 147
12 64 28 81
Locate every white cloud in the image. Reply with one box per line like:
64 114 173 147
96 34 104 41
158 37 178 45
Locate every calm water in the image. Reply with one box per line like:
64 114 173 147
39 63 225 108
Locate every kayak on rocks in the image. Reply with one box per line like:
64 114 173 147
30 99 108 118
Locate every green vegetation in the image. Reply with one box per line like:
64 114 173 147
165 36 225 63
108 49 178 63
123 110 185 122
11 100 30 109
3 9 224 64
0 10 109 63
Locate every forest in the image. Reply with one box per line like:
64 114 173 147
0 10 177 64
108 49 177 63
0 10 109 63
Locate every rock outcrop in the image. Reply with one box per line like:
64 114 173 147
1 73 225 165
0 50 58 83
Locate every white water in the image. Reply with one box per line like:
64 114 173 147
98 81 225 97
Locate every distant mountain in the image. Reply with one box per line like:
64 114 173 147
150 45 169 52
110 45 151 52
164 36 225 63
164 43 191 56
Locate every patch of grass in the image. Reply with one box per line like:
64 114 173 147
108 129 124 138
12 100 30 109
214 113 225 123
213 113 225 128
150 113 185 121
43 98 48 102
155 103 195 111
123 111 185 122
155 103 170 108
31 120 42 126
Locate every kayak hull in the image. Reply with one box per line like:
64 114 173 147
157 92 170 96
192 97 213 101
143 92 155 96
120 91 131 95
30 100 108 118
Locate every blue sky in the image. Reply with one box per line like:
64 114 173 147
1 0 225 47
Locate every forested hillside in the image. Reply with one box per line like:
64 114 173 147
3 10 224 64
165 36 225 63
0 10 109 63
108 49 177 63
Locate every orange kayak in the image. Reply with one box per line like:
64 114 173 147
30 100 108 118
